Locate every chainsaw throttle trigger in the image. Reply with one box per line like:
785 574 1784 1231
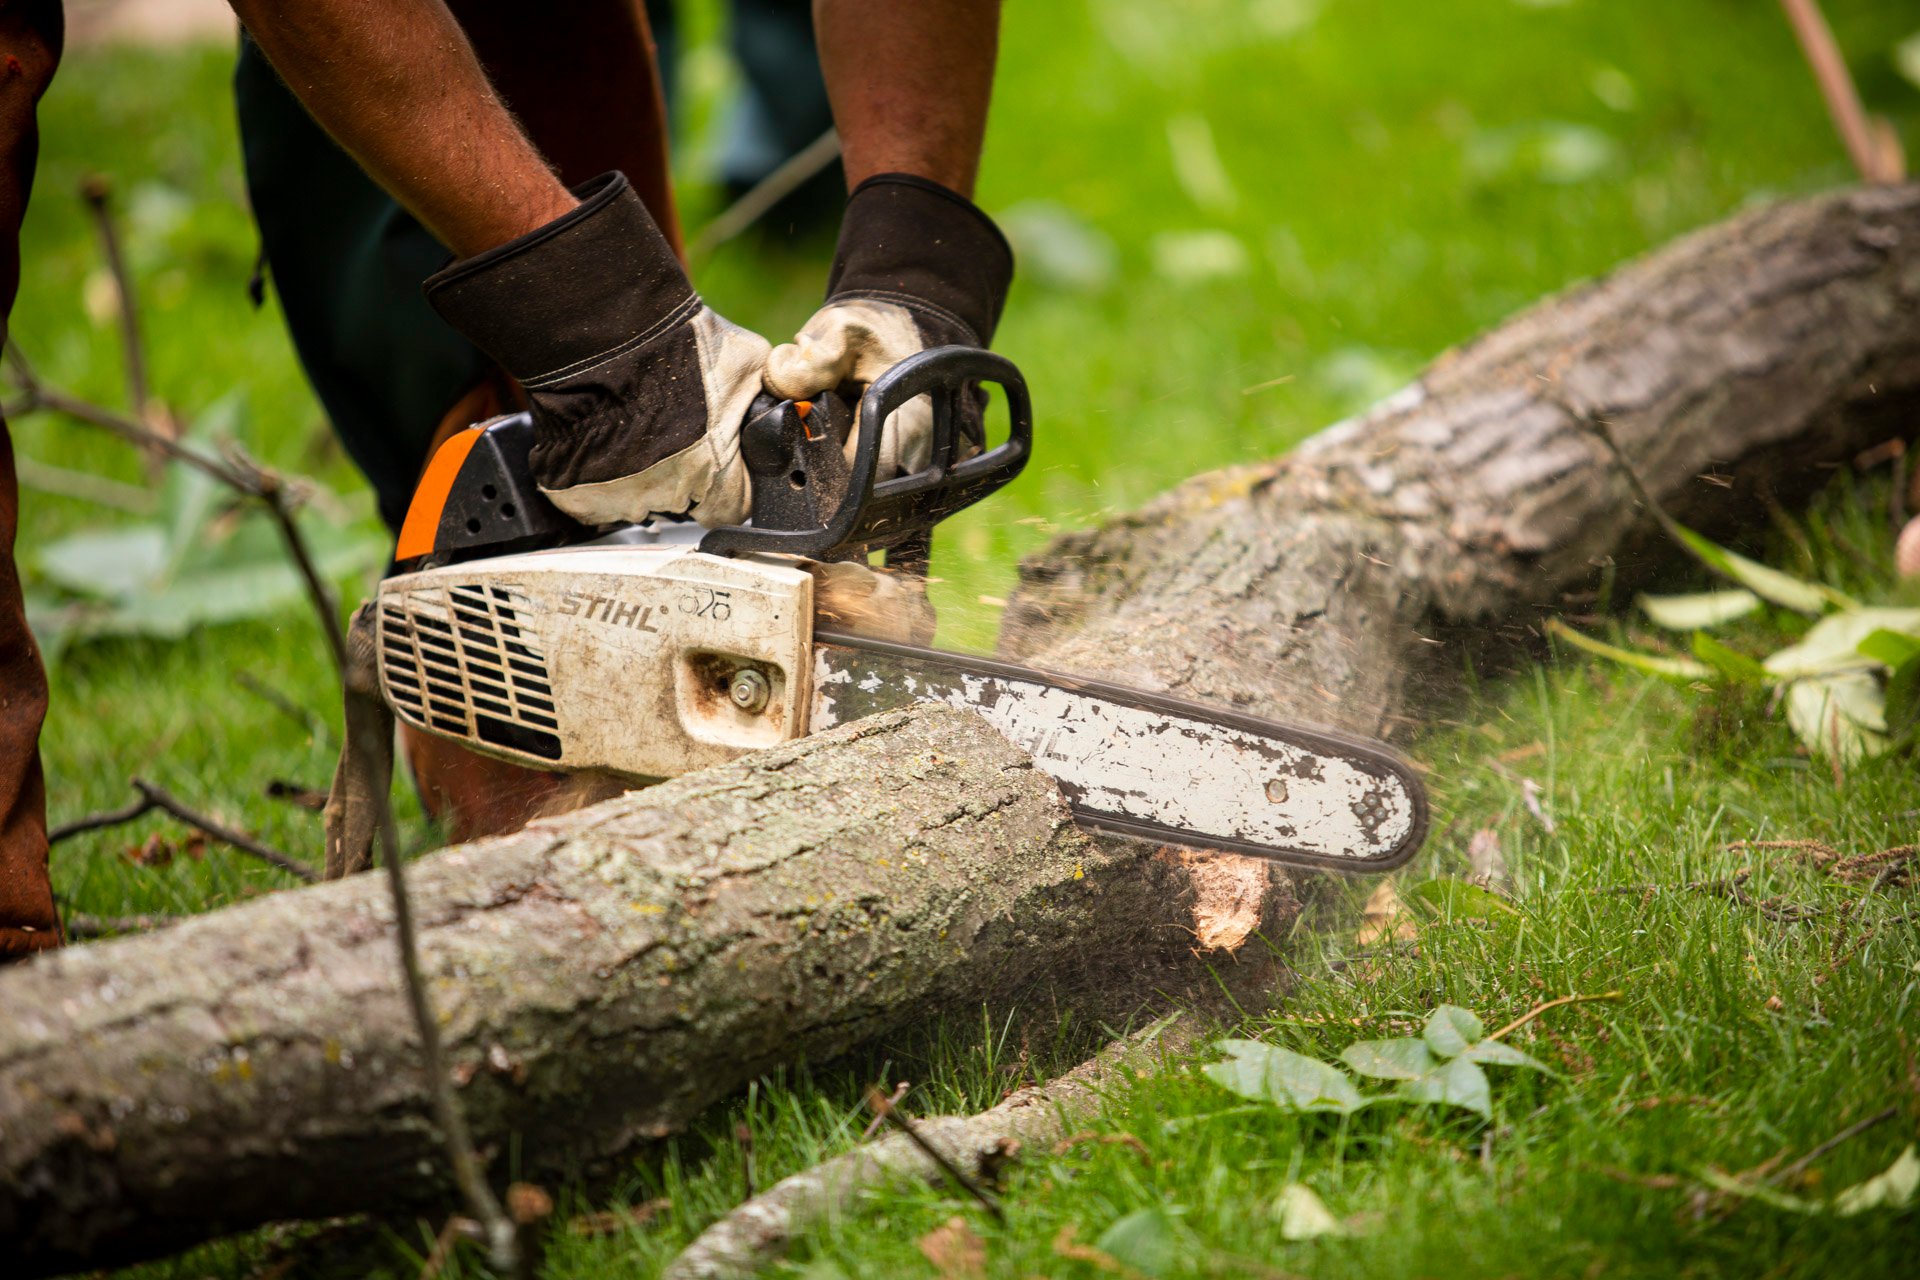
699 345 1031 562
732 390 855 549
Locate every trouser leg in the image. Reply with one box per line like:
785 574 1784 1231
236 2 678 838
0 0 63 958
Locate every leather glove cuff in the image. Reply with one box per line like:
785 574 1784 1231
423 171 696 388
826 174 1014 346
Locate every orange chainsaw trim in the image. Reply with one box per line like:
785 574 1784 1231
396 425 485 561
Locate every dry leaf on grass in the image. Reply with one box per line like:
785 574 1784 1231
1357 879 1417 946
918 1216 985 1278
1052 1223 1142 1277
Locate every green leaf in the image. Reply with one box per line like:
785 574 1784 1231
36 526 168 600
1545 619 1710 680
58 531 383 643
1885 653 1920 737
1833 1144 1919 1216
1275 1183 1347 1240
1202 1040 1365 1114
1857 628 1920 670
1462 1039 1553 1073
1396 1055 1492 1119
1691 633 1770 685
1411 876 1521 922
1782 673 1888 764
998 200 1118 293
1673 525 1847 614
1766 609 1920 678
1636 589 1761 630
1423 1006 1485 1058
1097 1208 1179 1276
1896 31 1920 92
1341 1038 1438 1081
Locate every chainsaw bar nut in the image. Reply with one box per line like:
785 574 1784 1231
728 667 772 715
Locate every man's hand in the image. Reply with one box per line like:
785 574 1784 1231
425 173 768 526
765 175 1012 478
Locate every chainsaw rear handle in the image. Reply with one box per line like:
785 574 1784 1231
698 345 1032 561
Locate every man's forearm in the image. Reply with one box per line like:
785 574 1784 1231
228 0 576 257
813 0 1000 197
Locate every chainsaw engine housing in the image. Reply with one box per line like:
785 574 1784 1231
377 543 814 780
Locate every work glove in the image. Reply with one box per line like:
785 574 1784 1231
766 174 1013 480
425 172 768 526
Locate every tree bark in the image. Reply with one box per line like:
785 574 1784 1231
5 184 1920 1274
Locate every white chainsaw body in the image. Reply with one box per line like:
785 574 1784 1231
377 543 814 780
376 535 1428 869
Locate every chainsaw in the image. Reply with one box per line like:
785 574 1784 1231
372 346 1427 871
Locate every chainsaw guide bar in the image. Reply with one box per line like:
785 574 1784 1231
812 633 1425 871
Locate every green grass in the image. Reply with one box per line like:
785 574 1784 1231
7 1 1920 1276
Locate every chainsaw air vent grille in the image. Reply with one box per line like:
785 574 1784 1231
378 583 564 761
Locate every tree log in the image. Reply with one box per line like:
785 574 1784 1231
5 184 1919 1274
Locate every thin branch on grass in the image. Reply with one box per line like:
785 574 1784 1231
1768 1104 1900 1189
46 778 317 882
238 671 330 740
416 1215 480 1280
360 705 525 1276
2 341 349 673
866 1087 1004 1223
859 1081 910 1139
263 779 328 812
1485 991 1623 1043
688 128 840 260
79 176 153 425
1777 0 1905 184
12 454 154 513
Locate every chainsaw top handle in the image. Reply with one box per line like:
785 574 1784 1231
698 345 1031 562
392 345 1029 572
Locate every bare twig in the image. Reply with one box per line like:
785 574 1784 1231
859 1081 910 1139
867 1087 1003 1222
1486 991 1623 1042
79 175 154 425
569 1197 670 1238
228 443 348 672
416 1215 480 1280
361 706 523 1275
264 779 328 812
3 343 349 674
45 779 317 882
12 454 154 513
238 672 329 740
1767 1105 1900 1188
1777 0 1905 184
688 128 840 260
132 779 315 881
46 790 156 844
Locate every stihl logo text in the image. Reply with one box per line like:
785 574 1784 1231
558 592 660 632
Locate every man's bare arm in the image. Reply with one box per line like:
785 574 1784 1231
227 0 577 257
813 0 1000 197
